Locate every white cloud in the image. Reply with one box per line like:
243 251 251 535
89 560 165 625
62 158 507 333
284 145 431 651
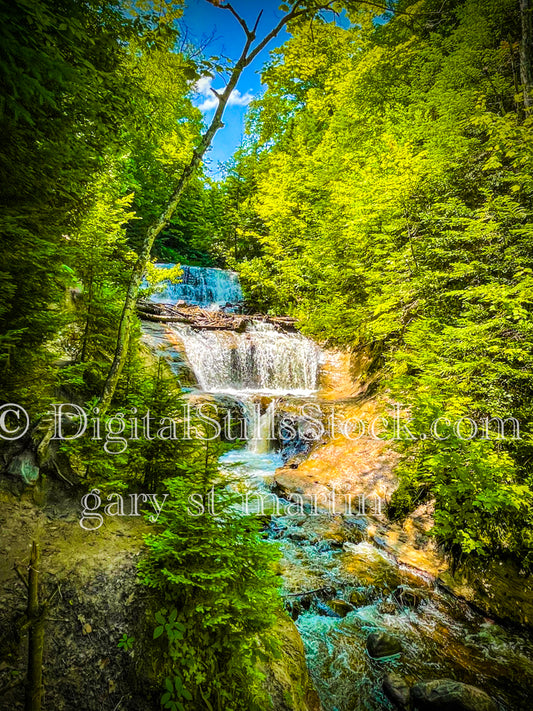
193 75 254 112
227 89 254 106
197 95 219 112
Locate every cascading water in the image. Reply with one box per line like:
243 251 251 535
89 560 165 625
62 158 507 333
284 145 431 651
170 321 320 396
147 266 533 711
155 265 320 455
149 263 242 308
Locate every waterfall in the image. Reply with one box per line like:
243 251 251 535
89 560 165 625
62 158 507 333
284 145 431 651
150 265 320 453
150 264 242 308
170 322 320 396
238 398 277 454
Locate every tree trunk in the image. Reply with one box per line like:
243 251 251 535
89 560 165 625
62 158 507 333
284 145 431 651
25 542 44 711
520 0 533 111
99 1 323 413
100 59 246 412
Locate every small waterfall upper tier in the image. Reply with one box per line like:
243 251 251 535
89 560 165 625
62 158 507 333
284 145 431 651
150 264 242 308
171 322 320 396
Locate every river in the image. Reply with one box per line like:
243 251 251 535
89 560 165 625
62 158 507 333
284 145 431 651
144 265 533 711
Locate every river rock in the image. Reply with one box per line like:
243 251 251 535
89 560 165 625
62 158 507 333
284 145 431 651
342 541 401 591
323 535 345 548
349 588 369 607
366 631 402 659
411 679 498 711
287 599 303 621
326 599 354 617
287 528 317 544
392 585 424 609
377 599 399 615
383 673 410 708
260 611 322 710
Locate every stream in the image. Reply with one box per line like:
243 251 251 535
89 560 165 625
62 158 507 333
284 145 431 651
145 265 533 711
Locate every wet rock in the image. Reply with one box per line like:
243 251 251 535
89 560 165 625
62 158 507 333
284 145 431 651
377 599 398 615
287 529 316 543
438 560 533 629
300 595 312 611
316 600 340 618
383 672 410 709
411 679 498 711
287 599 302 621
326 599 354 617
342 541 401 591
392 585 424 609
324 534 345 548
7 450 39 484
366 631 402 659
349 588 369 607
259 611 322 711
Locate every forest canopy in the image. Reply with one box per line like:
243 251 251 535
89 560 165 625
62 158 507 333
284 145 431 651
216 0 533 569
1 0 533 707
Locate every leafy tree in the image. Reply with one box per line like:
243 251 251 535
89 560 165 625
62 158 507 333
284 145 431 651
139 443 281 711
0 0 138 404
226 0 533 568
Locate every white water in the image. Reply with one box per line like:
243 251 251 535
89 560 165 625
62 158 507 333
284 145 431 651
148 267 533 711
154 266 320 454
170 321 320 396
150 263 242 308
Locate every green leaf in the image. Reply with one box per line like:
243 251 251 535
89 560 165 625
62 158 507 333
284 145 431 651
153 625 164 639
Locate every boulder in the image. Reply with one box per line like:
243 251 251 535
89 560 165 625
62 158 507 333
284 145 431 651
383 673 410 709
342 541 401 591
366 631 402 659
411 679 498 711
326 599 354 617
7 450 39 484
260 612 322 710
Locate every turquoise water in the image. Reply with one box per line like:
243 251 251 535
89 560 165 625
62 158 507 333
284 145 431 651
219 447 533 711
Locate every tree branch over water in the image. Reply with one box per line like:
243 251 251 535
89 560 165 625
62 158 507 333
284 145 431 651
100 0 334 411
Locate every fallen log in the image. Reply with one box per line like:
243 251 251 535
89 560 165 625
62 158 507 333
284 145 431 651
137 311 188 323
136 301 299 331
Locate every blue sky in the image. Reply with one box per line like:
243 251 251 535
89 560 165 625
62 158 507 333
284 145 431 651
181 0 294 177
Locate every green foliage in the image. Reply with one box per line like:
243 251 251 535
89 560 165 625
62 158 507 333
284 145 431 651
0 0 138 403
139 453 281 711
222 0 533 567
0 3 284 707
118 633 135 652
0 0 208 411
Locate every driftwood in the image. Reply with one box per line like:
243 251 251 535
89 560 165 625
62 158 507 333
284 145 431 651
136 313 188 324
25 542 44 711
136 300 297 332
282 587 333 598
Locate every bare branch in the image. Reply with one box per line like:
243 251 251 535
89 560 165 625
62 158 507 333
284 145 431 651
219 2 252 38
246 2 322 66
252 10 264 35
